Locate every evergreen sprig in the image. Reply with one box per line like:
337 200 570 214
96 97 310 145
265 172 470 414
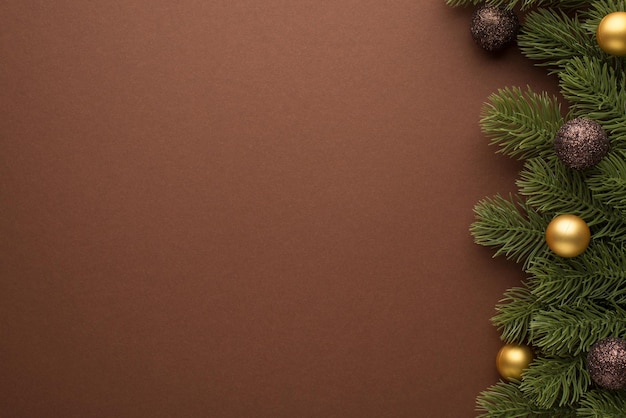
517 156 626 239
527 241 626 306
582 0 626 27
492 285 541 343
586 150 626 213
480 87 563 160
476 381 576 417
517 157 594 217
470 195 549 269
559 56 626 144
518 9 600 70
577 390 626 417
519 355 590 409
530 303 626 357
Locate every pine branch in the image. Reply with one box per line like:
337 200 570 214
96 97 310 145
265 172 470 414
516 156 626 240
471 195 550 269
519 355 590 409
559 56 626 148
518 9 601 70
476 381 576 417
578 390 626 417
445 0 587 11
480 87 563 160
582 0 626 28
492 285 541 344
587 150 626 214
528 241 626 306
517 157 596 218
530 303 626 357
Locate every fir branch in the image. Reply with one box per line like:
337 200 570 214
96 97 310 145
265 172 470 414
480 87 563 160
530 303 626 357
471 195 550 269
445 0 587 11
582 0 626 28
517 156 596 219
518 9 601 69
519 355 590 409
577 390 626 417
492 285 540 344
528 241 626 306
476 381 576 417
587 150 626 214
516 156 626 240
559 56 626 148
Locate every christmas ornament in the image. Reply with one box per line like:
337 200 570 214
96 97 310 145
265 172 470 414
470 6 519 52
496 343 534 381
596 12 626 56
587 337 626 390
554 118 610 170
545 214 590 258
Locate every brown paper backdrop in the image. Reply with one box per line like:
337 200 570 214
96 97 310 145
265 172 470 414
1 2 561 417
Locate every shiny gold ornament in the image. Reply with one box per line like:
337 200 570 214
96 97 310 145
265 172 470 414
496 343 534 381
545 214 591 258
597 12 626 56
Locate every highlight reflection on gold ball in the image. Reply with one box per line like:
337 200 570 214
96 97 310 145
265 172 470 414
496 343 534 381
597 12 626 56
545 214 591 258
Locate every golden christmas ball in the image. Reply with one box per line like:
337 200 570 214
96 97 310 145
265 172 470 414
496 343 534 381
545 214 591 258
597 12 626 56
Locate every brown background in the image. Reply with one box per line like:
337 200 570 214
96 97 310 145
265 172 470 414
1 1 561 417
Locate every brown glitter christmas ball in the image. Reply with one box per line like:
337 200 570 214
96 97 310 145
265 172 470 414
554 118 610 170
470 6 519 52
587 337 626 390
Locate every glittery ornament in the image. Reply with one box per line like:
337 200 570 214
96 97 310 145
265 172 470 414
587 337 626 390
470 6 519 52
554 118 609 170
597 12 626 56
496 343 534 381
545 214 590 258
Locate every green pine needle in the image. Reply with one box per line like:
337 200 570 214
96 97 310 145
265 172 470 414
577 390 626 417
528 241 626 306
471 195 550 270
492 286 540 344
587 150 626 214
520 355 590 409
517 156 626 240
519 9 601 70
480 87 563 161
530 303 626 357
517 157 594 217
559 56 626 144
582 0 626 26
476 381 576 417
